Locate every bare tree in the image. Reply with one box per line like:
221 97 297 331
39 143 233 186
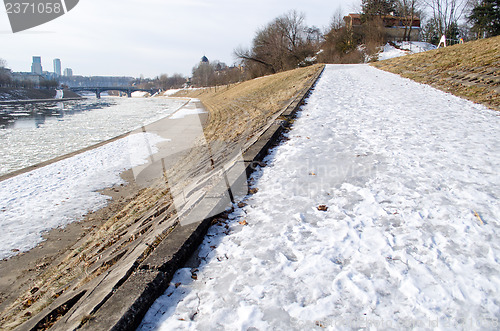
235 10 318 77
0 58 12 87
157 73 187 90
317 7 365 64
423 0 470 37
329 7 346 31
192 61 215 87
396 0 422 40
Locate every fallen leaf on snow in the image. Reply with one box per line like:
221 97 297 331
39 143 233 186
317 205 328 211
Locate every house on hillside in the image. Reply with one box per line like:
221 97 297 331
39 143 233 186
344 13 363 27
344 13 421 41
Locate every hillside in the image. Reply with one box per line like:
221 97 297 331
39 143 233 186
372 36 500 111
173 64 324 144
0 88 80 101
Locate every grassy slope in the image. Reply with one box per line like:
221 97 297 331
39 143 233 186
167 64 325 184
372 36 500 111
0 64 324 330
174 64 324 144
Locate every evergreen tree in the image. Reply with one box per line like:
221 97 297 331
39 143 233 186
468 0 500 38
422 19 441 44
362 0 398 16
445 21 461 41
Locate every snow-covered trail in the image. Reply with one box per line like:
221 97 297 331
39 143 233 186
139 64 500 330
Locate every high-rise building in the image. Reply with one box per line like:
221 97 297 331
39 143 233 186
31 56 42 75
53 58 61 76
63 68 73 77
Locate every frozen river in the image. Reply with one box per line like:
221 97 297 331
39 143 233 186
0 96 187 176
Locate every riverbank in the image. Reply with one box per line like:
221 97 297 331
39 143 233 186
0 88 81 102
0 97 82 105
0 64 324 330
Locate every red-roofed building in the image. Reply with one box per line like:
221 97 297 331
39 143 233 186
343 13 421 41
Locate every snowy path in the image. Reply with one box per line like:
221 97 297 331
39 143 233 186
139 65 500 330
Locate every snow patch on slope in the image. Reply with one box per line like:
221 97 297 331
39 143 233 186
378 41 436 60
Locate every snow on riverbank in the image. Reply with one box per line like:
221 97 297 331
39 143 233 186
0 132 167 259
139 64 500 330
0 97 186 176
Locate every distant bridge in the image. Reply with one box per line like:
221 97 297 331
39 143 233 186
68 86 160 99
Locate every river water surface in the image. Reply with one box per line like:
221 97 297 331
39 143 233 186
0 96 186 176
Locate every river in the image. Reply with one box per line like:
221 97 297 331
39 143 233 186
0 96 187 176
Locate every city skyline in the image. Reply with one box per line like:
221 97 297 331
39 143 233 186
0 0 360 78
27 55 73 78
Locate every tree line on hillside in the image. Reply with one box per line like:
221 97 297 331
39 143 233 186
1 0 497 90
0 59 11 87
131 73 187 91
232 0 498 78
130 61 245 91
0 59 59 89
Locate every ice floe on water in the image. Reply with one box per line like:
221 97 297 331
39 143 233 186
139 64 500 330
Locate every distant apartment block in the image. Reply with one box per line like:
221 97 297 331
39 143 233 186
31 56 42 75
63 68 73 77
12 72 43 87
53 58 61 76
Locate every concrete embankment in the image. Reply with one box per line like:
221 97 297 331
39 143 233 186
0 97 82 105
0 64 324 330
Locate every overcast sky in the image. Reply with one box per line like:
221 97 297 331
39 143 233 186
1 0 361 78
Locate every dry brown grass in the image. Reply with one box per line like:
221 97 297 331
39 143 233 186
372 36 500 111
0 185 169 330
0 64 324 330
175 64 324 144
168 64 325 182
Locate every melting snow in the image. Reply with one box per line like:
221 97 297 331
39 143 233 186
0 132 167 259
378 41 436 61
